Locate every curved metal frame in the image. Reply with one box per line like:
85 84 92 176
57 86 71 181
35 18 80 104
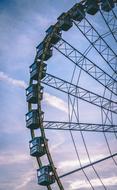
26 1 117 189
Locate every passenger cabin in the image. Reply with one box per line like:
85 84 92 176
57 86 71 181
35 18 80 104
37 165 55 186
26 84 43 103
101 0 114 12
36 41 52 61
29 137 46 157
26 110 44 129
46 25 61 45
71 4 85 21
85 0 99 15
30 61 47 80
57 13 73 31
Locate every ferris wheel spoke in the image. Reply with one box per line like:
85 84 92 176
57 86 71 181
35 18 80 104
99 9 117 43
59 152 117 179
44 121 117 133
54 38 117 95
73 16 117 73
42 73 117 114
67 97 107 188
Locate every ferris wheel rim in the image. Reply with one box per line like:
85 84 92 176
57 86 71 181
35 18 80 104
26 1 117 189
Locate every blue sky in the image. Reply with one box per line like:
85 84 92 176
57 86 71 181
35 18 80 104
0 0 117 190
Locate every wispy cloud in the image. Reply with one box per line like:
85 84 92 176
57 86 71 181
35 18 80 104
44 92 68 113
49 132 65 153
0 70 68 112
0 71 68 114
0 152 29 165
69 176 117 189
15 170 35 190
58 154 104 171
0 71 27 89
35 13 53 28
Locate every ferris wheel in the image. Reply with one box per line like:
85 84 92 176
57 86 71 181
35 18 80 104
26 0 117 189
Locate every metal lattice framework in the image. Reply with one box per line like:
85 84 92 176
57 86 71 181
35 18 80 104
26 1 117 190
44 121 117 133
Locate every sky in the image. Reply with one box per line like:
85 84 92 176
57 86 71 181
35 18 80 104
0 0 117 190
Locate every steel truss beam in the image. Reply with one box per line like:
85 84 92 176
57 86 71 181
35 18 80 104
99 9 117 43
44 121 117 133
59 152 117 178
53 38 117 95
42 73 117 114
73 18 117 74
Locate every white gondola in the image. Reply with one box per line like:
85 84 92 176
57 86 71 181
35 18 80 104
71 4 85 21
57 13 73 31
36 41 52 61
30 61 47 80
101 0 114 12
37 165 55 186
26 110 44 129
26 84 43 103
29 137 46 157
85 0 99 15
46 25 61 44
